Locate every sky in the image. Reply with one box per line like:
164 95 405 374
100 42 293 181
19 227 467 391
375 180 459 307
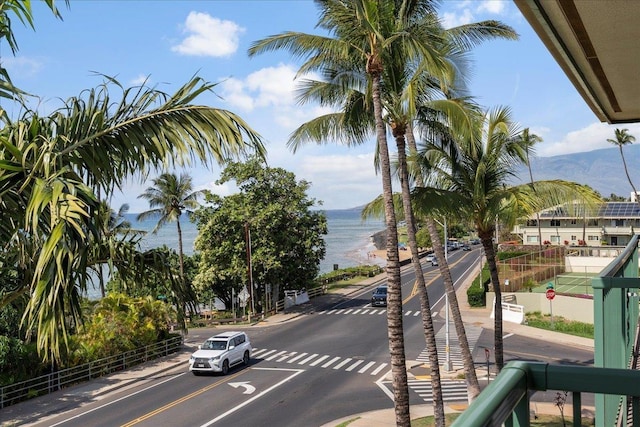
6 0 640 212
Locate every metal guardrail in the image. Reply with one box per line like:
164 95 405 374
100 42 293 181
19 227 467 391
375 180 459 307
451 235 640 426
0 335 183 409
451 361 640 427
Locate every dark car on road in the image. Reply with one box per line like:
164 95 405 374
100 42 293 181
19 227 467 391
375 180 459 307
371 285 388 307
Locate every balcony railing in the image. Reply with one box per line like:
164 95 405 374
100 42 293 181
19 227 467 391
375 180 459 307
452 235 640 427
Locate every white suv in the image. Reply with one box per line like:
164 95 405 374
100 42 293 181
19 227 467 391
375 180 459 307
189 331 252 375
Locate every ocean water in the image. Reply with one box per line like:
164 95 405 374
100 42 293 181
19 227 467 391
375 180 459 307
124 208 386 275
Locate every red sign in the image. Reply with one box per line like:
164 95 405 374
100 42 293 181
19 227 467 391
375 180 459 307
546 289 556 300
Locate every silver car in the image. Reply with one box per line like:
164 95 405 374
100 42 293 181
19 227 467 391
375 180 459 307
189 331 251 375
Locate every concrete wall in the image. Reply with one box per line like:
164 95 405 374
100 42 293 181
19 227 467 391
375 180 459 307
488 292 593 324
565 256 615 273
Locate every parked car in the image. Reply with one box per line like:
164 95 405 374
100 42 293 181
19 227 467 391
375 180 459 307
425 253 436 263
431 257 439 266
371 285 388 307
189 331 251 375
462 244 471 251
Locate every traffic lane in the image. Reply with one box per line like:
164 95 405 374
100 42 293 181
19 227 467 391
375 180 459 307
209 362 391 426
117 366 305 427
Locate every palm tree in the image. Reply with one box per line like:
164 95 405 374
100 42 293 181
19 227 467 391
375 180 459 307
137 173 203 334
607 128 638 206
0 76 265 363
414 106 601 371
519 128 544 249
137 173 201 286
249 1 416 423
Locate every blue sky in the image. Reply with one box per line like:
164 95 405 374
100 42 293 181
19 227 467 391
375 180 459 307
6 0 640 211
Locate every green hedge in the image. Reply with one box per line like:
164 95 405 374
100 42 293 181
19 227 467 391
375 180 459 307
467 267 490 307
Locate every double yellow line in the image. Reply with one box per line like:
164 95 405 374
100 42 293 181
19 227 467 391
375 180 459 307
403 255 465 305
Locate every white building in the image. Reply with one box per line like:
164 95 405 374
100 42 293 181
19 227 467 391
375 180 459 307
513 202 640 247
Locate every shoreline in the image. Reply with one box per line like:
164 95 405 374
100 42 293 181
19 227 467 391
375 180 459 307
369 229 413 263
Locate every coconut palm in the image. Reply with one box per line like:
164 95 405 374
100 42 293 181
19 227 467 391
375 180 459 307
249 1 421 422
137 172 202 331
519 128 544 249
414 106 601 371
0 76 265 363
607 128 638 206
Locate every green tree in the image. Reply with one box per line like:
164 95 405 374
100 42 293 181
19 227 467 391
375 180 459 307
414 106 601 371
193 158 326 315
0 74 265 363
607 128 638 206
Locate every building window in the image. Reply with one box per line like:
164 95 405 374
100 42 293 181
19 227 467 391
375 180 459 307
550 219 560 227
570 219 577 225
588 235 600 241
550 235 560 243
571 235 577 241
526 219 538 226
526 235 539 243
588 219 599 226
615 219 624 226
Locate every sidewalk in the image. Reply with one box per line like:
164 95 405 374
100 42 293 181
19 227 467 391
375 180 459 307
1 263 595 427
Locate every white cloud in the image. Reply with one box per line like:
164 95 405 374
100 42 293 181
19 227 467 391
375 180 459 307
477 0 507 15
2 56 42 77
130 74 150 86
441 9 475 28
539 122 640 157
172 12 244 57
219 64 298 111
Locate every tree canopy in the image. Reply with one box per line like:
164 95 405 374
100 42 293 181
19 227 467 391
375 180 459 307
192 158 327 313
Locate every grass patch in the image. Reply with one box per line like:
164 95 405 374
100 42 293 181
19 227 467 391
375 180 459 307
525 311 594 339
335 417 360 427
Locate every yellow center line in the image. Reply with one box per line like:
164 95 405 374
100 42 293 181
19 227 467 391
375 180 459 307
120 369 246 427
401 254 468 305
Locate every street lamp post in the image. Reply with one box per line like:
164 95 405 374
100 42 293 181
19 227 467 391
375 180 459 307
434 217 453 372
245 222 255 322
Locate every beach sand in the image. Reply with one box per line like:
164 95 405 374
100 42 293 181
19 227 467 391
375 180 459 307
371 248 413 263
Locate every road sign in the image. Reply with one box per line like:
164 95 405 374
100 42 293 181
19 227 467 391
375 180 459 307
546 288 556 300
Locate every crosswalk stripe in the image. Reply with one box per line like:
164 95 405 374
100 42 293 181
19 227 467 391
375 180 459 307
345 360 363 372
322 356 341 368
298 353 318 365
276 352 295 362
352 309 361 314
251 348 268 357
358 361 376 374
259 349 277 359
405 311 412 316
265 350 287 361
361 309 369 314
287 352 308 363
333 358 352 370
414 311 420 316
370 363 388 375
344 309 353 314
310 355 329 366
408 379 469 403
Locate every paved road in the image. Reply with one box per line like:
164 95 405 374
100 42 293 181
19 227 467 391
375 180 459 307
1 247 595 426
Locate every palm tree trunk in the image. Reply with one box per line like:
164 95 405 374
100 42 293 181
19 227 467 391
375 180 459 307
406 129 481 401
371 72 410 426
526 150 542 250
394 130 445 425
480 231 504 371
619 147 640 209
176 219 187 332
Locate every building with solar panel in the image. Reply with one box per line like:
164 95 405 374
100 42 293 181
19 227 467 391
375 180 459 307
512 201 640 247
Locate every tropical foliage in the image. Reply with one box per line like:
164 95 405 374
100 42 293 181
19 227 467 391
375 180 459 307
413 105 601 370
0 2 266 363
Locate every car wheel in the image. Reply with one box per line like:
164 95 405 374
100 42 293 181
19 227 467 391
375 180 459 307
192 371 201 376
243 351 250 366
221 359 229 375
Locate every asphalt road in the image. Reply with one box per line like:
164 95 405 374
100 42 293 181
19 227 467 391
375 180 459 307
18 247 594 427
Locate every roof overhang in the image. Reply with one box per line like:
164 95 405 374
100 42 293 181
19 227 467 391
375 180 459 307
514 0 640 124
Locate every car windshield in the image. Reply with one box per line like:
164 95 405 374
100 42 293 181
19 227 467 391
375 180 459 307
203 340 227 350
376 287 387 294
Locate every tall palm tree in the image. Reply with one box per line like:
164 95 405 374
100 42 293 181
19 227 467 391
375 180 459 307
607 128 638 206
0 76 265 363
519 128 544 249
249 1 419 423
414 106 601 370
137 173 203 333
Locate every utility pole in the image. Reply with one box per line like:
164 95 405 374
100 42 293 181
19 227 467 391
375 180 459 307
245 222 255 320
